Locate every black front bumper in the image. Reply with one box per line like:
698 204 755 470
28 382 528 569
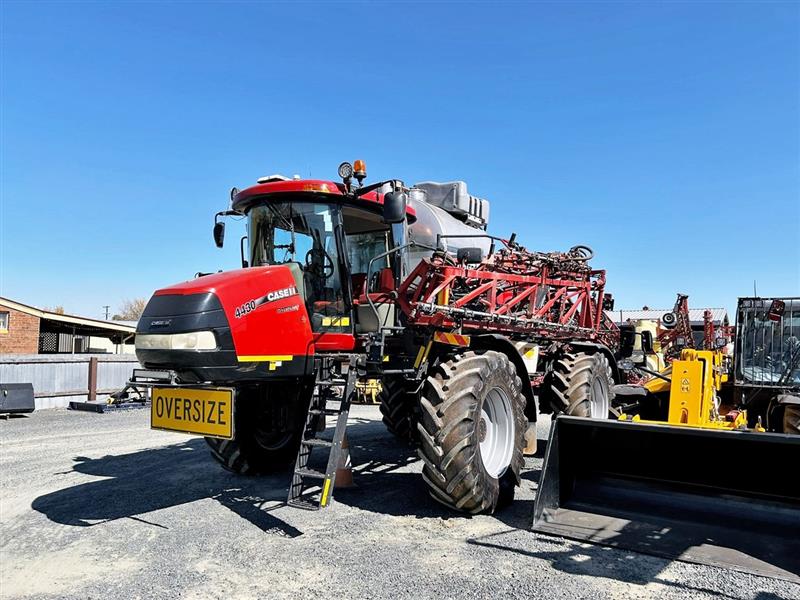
136 292 311 383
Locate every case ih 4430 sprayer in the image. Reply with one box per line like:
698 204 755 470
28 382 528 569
132 160 619 512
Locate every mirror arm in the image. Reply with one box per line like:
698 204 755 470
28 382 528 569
215 209 243 227
353 179 403 198
637 365 672 383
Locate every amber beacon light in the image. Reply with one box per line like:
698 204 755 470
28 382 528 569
353 159 367 184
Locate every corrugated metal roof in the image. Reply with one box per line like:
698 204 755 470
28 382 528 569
0 296 136 333
605 308 729 326
108 320 139 328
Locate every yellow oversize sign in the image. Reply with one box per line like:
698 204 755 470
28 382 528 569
151 387 234 439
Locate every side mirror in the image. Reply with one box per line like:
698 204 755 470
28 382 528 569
213 222 225 248
602 293 615 311
619 325 636 359
240 235 249 268
382 190 407 224
456 247 483 264
641 330 655 354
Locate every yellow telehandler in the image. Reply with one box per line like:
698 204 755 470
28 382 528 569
533 298 800 582
624 347 751 430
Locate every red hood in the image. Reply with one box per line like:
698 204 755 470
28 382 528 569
156 266 314 359
155 267 276 297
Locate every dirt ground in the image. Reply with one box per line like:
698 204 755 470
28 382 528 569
1 405 798 600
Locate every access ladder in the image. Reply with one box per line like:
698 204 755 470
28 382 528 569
287 354 357 510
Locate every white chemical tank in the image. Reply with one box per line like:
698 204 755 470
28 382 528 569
406 184 493 270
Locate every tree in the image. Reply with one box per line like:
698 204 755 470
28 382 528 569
113 298 147 321
44 306 65 314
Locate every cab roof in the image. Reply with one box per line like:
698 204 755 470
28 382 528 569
232 179 417 222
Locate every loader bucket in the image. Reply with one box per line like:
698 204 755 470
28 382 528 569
532 416 800 582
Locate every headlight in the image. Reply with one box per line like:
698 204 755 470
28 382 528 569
135 331 217 351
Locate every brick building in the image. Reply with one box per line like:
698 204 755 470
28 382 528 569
0 297 136 354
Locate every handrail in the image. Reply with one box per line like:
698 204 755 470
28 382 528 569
365 241 437 328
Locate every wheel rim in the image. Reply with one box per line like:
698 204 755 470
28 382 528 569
589 375 610 419
252 411 293 451
479 386 515 478
253 429 293 451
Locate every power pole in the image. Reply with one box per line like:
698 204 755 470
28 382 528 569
102 305 110 320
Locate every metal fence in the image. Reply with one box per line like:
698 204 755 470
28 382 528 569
0 354 140 409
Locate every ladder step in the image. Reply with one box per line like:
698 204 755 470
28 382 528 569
303 438 333 448
287 498 320 511
287 354 357 510
295 467 327 479
311 394 342 403
309 408 340 416
316 383 347 389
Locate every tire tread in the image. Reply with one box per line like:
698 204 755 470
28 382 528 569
417 350 526 513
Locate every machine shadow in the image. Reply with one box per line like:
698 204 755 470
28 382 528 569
465 530 753 598
328 419 442 517
335 421 540 530
32 413 540 538
32 436 304 537
468 514 800 589
32 417 429 536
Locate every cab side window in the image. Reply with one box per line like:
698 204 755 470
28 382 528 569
342 206 390 296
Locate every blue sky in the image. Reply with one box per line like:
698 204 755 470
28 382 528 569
1 1 798 319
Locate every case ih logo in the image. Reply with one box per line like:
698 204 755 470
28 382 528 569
234 285 299 319
264 285 298 303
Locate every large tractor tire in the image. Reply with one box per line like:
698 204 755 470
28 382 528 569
417 350 526 513
548 351 615 418
378 378 418 442
784 405 800 435
205 382 311 475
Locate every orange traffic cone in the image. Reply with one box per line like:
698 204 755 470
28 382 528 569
334 433 354 488
523 421 537 456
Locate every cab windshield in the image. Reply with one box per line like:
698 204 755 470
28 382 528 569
249 201 347 330
737 303 800 386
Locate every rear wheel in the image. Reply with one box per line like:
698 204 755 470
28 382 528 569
548 351 615 418
378 377 418 442
205 382 312 475
417 351 526 513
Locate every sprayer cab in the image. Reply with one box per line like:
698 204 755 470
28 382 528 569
136 163 422 383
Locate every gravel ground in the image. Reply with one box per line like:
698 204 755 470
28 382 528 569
1 405 798 600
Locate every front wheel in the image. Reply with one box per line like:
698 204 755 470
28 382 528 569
205 382 312 475
417 351 526 513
